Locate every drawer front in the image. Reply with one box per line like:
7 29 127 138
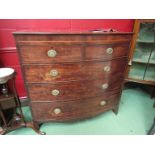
24 58 127 83
85 44 129 60
27 75 123 101
0 97 16 110
19 44 129 64
19 45 83 63
31 93 121 122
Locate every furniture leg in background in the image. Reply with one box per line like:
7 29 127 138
0 68 45 135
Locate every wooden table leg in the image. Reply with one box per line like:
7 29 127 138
26 121 46 135
147 118 155 135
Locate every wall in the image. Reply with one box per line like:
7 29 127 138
0 19 134 97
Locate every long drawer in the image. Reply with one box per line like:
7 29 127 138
19 44 129 64
23 58 127 83
31 93 120 122
27 75 124 101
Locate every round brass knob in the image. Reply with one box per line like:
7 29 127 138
51 89 60 96
50 69 58 77
106 48 113 54
100 100 106 106
47 49 57 57
102 83 109 89
53 108 61 114
104 66 111 72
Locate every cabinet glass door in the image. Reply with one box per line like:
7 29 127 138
149 45 155 64
132 43 153 63
144 45 155 81
144 64 155 81
128 22 154 81
143 23 155 81
138 22 154 42
129 62 146 80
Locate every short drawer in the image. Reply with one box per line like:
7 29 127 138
31 93 121 122
0 95 16 110
85 44 129 60
23 58 127 83
27 75 123 102
19 45 83 63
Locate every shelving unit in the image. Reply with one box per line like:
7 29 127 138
126 20 155 86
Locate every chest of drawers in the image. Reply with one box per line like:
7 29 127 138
14 32 132 125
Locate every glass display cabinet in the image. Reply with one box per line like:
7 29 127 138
126 19 155 85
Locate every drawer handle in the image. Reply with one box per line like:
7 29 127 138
100 100 107 106
53 108 61 114
102 83 109 89
51 89 60 96
106 48 113 54
50 69 58 77
47 49 57 57
104 66 111 72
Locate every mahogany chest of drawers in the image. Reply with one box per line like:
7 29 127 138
14 32 132 126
